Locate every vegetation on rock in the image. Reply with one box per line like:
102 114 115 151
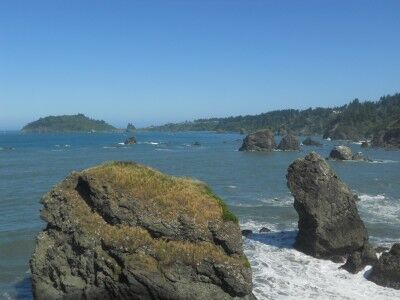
21 113 116 133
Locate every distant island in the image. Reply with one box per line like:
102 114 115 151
145 93 400 141
21 114 117 133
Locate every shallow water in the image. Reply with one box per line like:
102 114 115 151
0 131 399 299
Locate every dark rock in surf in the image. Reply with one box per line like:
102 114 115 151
239 129 276 152
30 161 254 300
241 230 253 237
368 243 400 289
287 152 369 260
302 137 322 147
340 244 377 274
192 141 201 146
361 141 369 148
259 227 271 233
124 136 137 145
277 134 300 151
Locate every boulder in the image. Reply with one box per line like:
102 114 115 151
340 244 377 274
361 141 369 148
286 152 369 259
124 136 137 145
239 129 276 151
368 243 400 289
277 134 300 151
329 145 353 160
302 137 322 147
30 161 254 300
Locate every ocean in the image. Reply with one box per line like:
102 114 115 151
0 131 399 299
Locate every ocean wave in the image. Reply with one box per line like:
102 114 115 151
260 196 293 207
357 194 400 225
242 221 400 300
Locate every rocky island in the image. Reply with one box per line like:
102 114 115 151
21 114 117 133
30 161 254 299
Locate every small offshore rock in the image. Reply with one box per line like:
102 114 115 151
302 137 322 147
361 141 370 148
278 134 300 151
124 136 137 145
329 145 353 160
368 243 400 289
259 227 271 233
192 141 201 146
287 152 369 260
239 129 276 151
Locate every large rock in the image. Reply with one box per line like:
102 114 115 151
30 161 254 300
286 152 369 259
368 243 400 289
239 129 276 151
329 145 353 160
302 137 322 147
277 134 300 151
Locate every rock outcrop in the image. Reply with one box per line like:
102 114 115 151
302 137 322 147
30 161 254 300
329 145 353 160
124 136 137 145
287 152 369 260
277 134 300 151
239 129 276 151
368 243 400 289
371 125 400 149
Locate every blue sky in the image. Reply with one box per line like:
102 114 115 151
1 0 399 129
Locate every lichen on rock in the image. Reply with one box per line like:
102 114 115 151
30 161 254 300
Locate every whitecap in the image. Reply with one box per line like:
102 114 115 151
242 221 400 300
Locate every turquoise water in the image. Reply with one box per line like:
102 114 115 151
0 131 399 299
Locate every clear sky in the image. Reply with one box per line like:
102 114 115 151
1 0 399 129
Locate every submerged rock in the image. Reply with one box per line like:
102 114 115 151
302 137 322 147
277 134 300 151
124 136 137 145
368 243 400 289
30 161 254 300
239 129 276 151
241 230 253 237
192 141 201 146
287 152 369 260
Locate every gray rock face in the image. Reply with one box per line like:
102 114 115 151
124 136 137 145
329 145 353 160
30 162 254 300
302 137 322 147
278 134 300 151
287 152 369 259
368 243 400 289
239 129 276 151
372 127 400 149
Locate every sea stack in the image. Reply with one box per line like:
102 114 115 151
287 152 369 260
30 162 254 299
277 134 300 151
239 129 276 151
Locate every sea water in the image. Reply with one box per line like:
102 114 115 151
0 131 399 299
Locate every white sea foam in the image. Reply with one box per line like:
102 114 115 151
358 194 400 225
118 142 125 145
241 221 400 300
227 185 237 189
260 196 293 207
